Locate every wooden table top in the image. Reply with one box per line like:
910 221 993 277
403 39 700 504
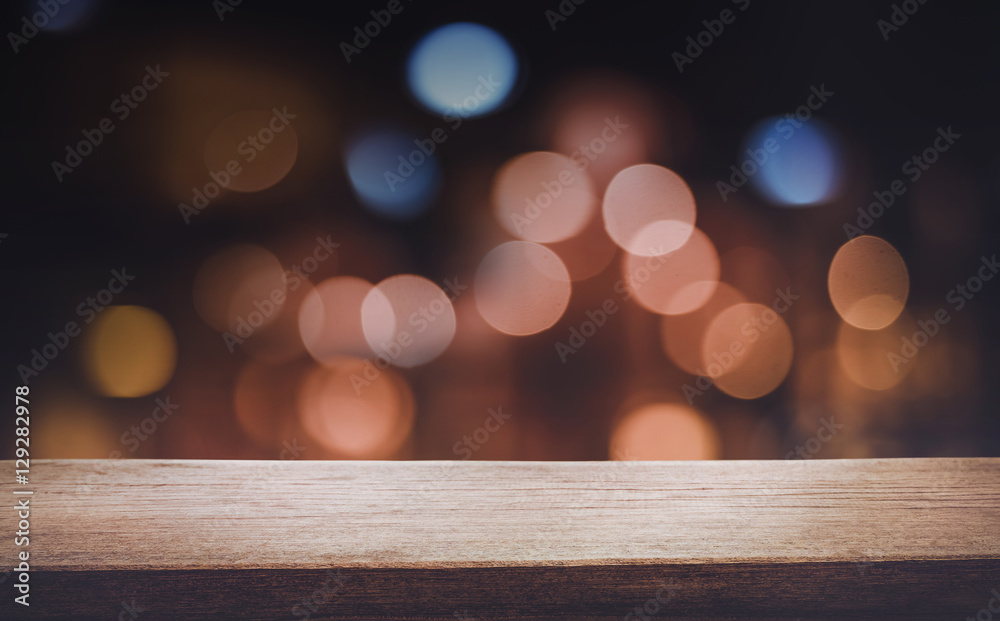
3 458 999 619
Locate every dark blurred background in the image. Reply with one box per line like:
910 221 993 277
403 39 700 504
2 0 998 462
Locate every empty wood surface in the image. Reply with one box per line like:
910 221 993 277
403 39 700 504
2 458 999 619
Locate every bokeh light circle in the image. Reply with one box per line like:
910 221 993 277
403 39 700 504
547 74 664 190
297 358 415 458
192 244 287 334
603 164 696 256
83 306 177 397
361 275 456 368
345 127 440 220
622 227 719 315
610 402 719 460
828 235 909 331
204 109 299 193
407 22 518 117
660 282 747 375
299 276 376 365
491 151 596 243
701 302 794 400
32 400 118 458
744 116 842 206
836 320 913 391
234 360 307 449
475 241 571 336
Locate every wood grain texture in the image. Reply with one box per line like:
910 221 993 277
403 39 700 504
2 458 999 619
